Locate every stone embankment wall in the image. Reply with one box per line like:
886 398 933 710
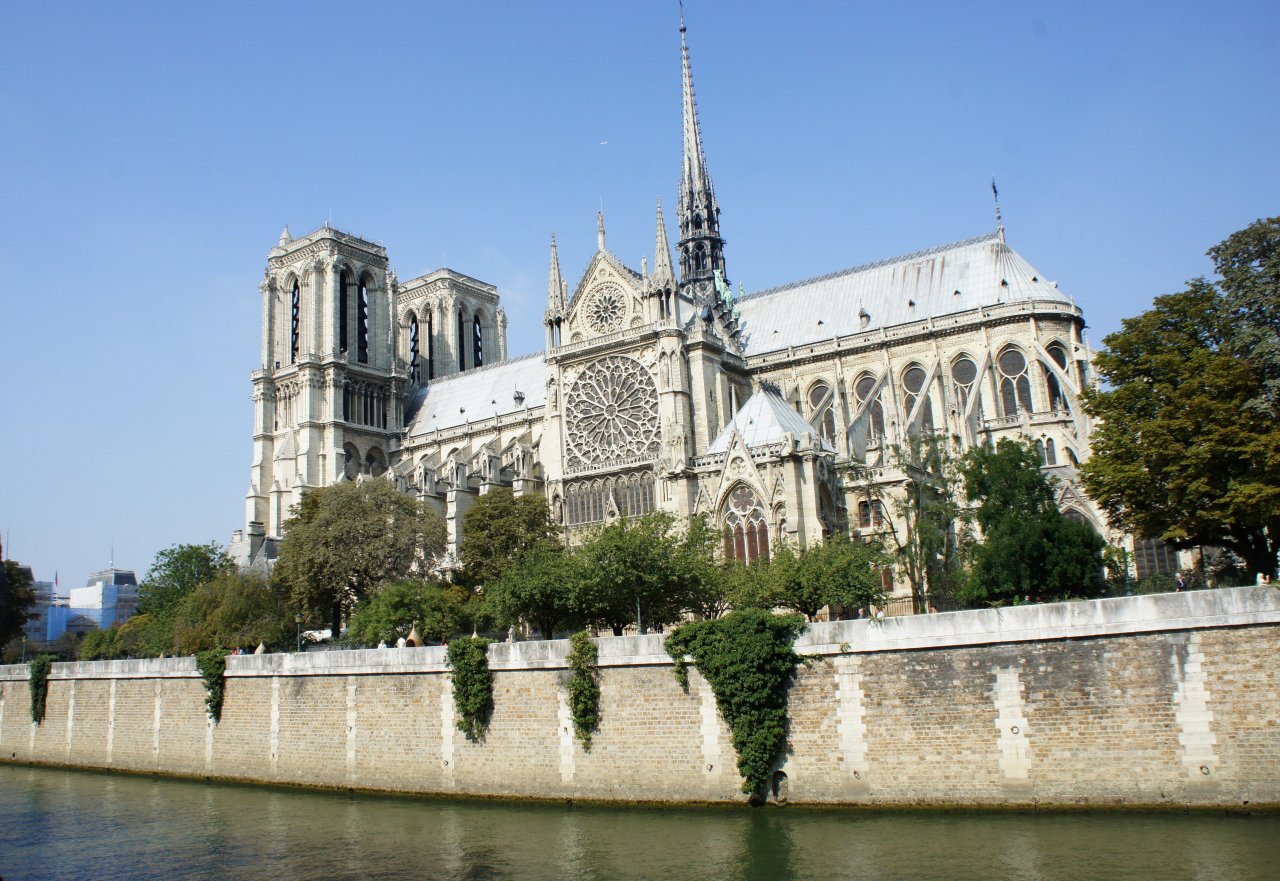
2 588 1278 808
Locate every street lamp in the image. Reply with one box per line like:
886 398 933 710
294 613 303 653
21 635 27 663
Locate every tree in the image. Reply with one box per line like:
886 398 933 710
961 439 1105 605
458 489 560 589
573 513 708 635
852 434 972 610
1209 216 1280 418
768 534 888 621
171 570 292 654
78 627 121 661
1081 267 1280 578
1 559 36 649
273 479 447 636
485 543 585 639
138 542 232 616
346 579 468 646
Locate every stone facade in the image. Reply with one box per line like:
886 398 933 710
3 588 1277 808
229 16 1116 588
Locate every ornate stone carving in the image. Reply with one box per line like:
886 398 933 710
584 283 627 334
565 355 659 468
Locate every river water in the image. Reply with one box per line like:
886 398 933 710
1 765 1277 881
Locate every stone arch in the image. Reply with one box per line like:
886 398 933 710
720 482 770 563
365 446 387 478
997 345 1034 416
342 442 360 480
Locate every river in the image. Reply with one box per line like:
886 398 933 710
1 765 1277 881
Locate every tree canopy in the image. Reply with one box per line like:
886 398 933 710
1 559 35 649
138 542 232 616
767 533 889 620
458 488 559 589
1081 221 1280 578
171 570 293 654
346 579 469 646
273 479 446 635
960 439 1105 605
486 543 585 640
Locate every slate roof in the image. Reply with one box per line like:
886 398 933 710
706 388 836 454
737 233 1071 356
406 352 546 437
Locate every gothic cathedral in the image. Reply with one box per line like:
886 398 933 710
230 17 1108 597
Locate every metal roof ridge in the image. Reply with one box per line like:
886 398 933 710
740 231 1001 302
421 351 545 386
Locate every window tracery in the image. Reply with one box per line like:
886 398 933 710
807 381 837 446
565 356 660 468
408 313 420 383
951 356 980 417
289 280 301 364
854 373 886 442
902 365 935 432
1044 341 1069 413
565 471 655 525
997 347 1033 416
584 284 626 334
722 484 769 563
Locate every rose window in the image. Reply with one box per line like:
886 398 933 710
566 356 660 467
585 285 626 334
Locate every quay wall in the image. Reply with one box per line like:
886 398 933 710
2 587 1278 808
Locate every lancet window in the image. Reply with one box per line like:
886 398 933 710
853 373 886 443
457 309 466 371
951 356 980 416
357 278 370 364
997 347 1034 416
473 315 484 368
289 280 301 364
408 314 420 383
339 271 351 354
807 381 837 447
857 499 885 529
902 365 935 432
426 312 435 380
1044 341 1069 413
722 484 769 564
565 472 656 526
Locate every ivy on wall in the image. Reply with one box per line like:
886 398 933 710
566 631 601 750
195 648 229 722
447 637 494 740
28 654 57 724
665 609 806 798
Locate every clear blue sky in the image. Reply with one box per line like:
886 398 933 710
1 0 1276 589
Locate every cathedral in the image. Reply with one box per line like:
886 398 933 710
229 17 1110 597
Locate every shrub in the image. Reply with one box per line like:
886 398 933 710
195 648 230 722
566 631 600 750
28 654 57 724
446 637 493 740
665 609 806 797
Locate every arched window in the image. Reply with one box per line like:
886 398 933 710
343 443 360 480
289 280 301 364
854 373 886 442
1067 447 1080 466
722 484 769 563
1044 341 1070 413
997 347 1033 416
1045 437 1057 465
457 309 466 371
1036 439 1047 465
807 381 837 446
902 365 935 432
857 499 885 529
473 315 484 368
694 243 707 272
951 356 980 417
338 271 351 354
357 278 370 363
426 312 435 380
408 313 420 383
365 447 387 478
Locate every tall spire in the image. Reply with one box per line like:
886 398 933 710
676 8 726 289
992 176 1005 243
652 198 676 285
546 233 566 314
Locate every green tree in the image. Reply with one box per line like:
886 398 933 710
346 579 468 646
78 627 121 661
273 479 447 636
171 570 292 654
485 543 585 639
138 542 232 615
458 489 560 589
961 439 1105 605
1 559 36 649
852 434 972 609
1209 216 1280 418
768 534 888 621
573 513 708 635
1080 272 1280 579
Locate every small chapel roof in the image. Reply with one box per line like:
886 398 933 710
706 388 835 455
737 232 1073 356
406 352 546 437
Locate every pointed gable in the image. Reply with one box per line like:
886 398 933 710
706 388 835 454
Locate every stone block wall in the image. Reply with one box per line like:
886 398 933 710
2 587 1277 808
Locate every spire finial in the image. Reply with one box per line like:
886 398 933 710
597 210 606 251
992 176 1005 243
547 233 566 314
653 197 676 285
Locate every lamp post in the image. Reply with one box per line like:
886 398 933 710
21 635 27 663
295 613 303 653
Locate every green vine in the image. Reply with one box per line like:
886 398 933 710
665 609 806 797
28 654 56 724
566 631 601 750
195 648 230 722
446 637 494 740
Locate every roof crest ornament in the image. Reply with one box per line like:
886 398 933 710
992 176 1005 243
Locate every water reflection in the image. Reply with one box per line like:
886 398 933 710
1 765 1277 881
